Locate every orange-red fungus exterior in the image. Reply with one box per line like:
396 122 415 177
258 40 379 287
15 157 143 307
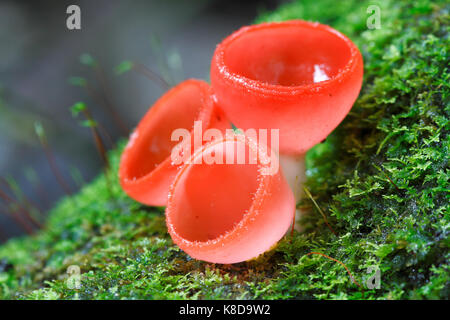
165 134 295 264
119 79 229 206
211 20 364 155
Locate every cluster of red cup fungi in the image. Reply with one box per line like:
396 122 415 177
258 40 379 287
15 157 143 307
119 20 363 264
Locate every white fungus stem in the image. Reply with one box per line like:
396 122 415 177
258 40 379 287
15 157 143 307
279 153 306 232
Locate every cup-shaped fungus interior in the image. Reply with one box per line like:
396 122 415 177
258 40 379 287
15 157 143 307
224 23 352 86
125 82 205 180
169 139 260 242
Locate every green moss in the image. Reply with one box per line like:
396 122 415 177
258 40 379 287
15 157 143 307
0 0 448 300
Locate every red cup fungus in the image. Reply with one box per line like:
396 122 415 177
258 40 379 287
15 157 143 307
118 20 364 262
119 79 229 206
210 20 363 229
165 134 295 264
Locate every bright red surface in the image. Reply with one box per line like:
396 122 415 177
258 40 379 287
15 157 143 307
165 135 295 264
119 79 229 206
211 20 363 155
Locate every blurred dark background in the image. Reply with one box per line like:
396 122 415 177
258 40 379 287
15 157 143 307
0 0 289 242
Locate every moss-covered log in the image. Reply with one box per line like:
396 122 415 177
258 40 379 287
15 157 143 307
0 0 448 299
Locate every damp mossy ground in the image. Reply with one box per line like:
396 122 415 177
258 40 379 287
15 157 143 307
0 0 448 300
